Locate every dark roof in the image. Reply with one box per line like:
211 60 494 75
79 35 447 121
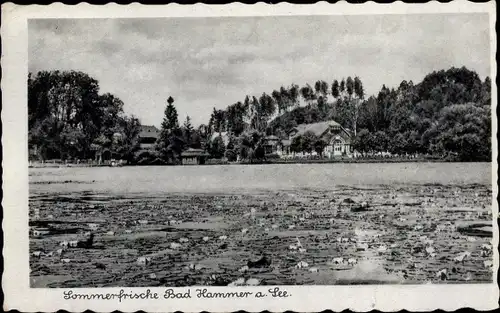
291 120 341 138
181 148 210 157
139 125 160 139
265 135 280 140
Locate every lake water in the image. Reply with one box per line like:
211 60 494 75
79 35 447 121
29 162 495 286
29 162 493 195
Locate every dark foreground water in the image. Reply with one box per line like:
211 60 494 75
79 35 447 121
29 162 494 287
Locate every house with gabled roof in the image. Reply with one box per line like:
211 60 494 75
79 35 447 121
279 120 353 158
181 148 210 165
138 125 160 150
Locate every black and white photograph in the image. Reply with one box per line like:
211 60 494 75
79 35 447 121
26 12 495 288
2 2 498 312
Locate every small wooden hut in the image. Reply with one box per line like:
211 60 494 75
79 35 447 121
181 148 210 165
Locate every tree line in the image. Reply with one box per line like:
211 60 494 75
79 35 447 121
28 66 491 164
201 67 491 162
28 70 141 163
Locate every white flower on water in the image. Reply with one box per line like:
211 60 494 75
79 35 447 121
238 265 249 273
481 243 493 251
453 251 471 263
228 278 245 287
137 256 152 266
464 272 472 281
202 236 210 242
179 237 189 243
32 251 43 258
295 261 309 269
425 246 435 255
170 242 182 249
241 228 249 234
357 243 368 251
246 278 260 286
218 235 227 240
436 268 447 280
377 245 388 253
332 257 344 265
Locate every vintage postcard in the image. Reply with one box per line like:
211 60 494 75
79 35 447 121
2 1 498 312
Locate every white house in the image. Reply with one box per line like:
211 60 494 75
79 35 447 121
278 120 353 158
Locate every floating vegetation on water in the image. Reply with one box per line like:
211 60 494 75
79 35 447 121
29 183 493 287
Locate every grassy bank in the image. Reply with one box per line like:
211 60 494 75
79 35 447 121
29 157 470 168
237 157 447 165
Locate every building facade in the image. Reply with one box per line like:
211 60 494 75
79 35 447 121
278 120 353 158
138 125 160 150
181 148 210 165
263 135 280 155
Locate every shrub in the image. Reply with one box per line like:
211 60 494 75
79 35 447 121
134 150 159 165
266 153 280 160
225 149 237 162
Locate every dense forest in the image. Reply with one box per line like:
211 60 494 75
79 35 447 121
28 71 142 163
204 66 492 162
28 66 492 164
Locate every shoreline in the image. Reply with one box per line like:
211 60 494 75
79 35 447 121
29 158 486 168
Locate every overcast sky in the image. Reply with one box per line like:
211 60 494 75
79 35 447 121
29 14 491 127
